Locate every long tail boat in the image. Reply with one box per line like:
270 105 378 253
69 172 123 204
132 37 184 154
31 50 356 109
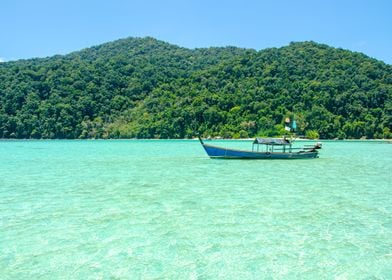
198 136 321 159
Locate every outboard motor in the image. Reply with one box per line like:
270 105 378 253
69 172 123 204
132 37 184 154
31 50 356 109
314 142 322 149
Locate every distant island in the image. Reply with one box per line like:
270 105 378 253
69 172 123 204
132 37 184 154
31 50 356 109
0 37 391 139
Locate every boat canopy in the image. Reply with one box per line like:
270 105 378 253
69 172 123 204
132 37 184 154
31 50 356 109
253 138 291 145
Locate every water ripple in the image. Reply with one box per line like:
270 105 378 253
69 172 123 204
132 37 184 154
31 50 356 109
0 140 391 278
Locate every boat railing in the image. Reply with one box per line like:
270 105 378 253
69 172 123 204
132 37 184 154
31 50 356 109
253 142 320 153
252 143 294 153
273 147 302 150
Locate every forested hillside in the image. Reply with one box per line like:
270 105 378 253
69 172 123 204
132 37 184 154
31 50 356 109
0 37 391 139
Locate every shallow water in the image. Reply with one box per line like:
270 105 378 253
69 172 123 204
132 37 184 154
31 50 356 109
1 140 391 279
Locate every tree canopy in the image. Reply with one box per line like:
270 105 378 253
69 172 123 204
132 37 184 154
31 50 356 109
0 37 391 139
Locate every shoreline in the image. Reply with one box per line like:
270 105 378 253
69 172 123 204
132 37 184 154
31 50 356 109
0 138 391 142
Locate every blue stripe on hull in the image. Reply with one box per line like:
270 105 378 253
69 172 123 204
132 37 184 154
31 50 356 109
202 144 318 159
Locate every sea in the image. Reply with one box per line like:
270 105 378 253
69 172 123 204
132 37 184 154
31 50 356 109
1 139 391 279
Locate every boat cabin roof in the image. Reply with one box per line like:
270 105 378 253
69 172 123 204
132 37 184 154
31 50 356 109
253 137 291 145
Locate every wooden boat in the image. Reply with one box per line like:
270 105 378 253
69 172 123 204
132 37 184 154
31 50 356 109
198 136 321 159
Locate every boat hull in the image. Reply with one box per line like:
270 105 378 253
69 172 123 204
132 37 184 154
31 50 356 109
201 143 318 159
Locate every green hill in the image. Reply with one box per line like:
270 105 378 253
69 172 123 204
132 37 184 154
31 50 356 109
0 37 391 139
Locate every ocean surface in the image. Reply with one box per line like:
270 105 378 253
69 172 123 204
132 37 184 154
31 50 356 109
0 139 391 279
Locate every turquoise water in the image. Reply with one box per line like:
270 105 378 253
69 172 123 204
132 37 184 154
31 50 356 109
1 140 391 279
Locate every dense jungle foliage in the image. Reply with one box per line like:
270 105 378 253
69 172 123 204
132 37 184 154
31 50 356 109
0 37 391 139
